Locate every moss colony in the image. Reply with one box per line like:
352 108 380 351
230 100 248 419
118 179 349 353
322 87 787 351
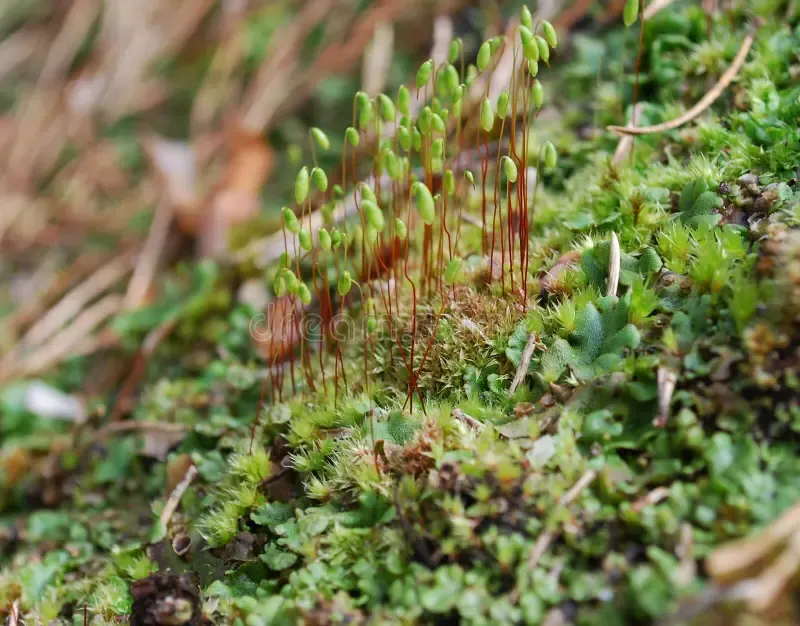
3 1 800 625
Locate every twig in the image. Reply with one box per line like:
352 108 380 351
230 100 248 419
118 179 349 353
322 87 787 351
15 252 133 349
460 213 484 229
508 333 537 397
159 463 198 529
451 408 484 430
7 600 19 626
631 486 670 512
4 251 114 339
607 28 756 136
607 232 620 297
241 0 335 133
124 198 174 310
655 366 678 427
527 469 597 570
90 420 189 446
643 0 678 19
7 294 122 381
706 500 800 584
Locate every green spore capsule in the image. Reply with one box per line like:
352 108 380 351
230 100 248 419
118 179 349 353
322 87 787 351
318 228 331 251
480 97 494 132
282 268 299 293
419 107 433 134
532 80 544 110
432 137 444 159
310 127 329 150
282 207 299 233
477 41 492 72
412 127 422 151
503 156 518 183
416 59 433 89
397 85 411 116
542 21 558 48
432 113 446 133
360 183 376 204
346 126 360 147
497 92 509 119
273 275 287 297
536 36 550 63
298 228 312 252
367 317 377 333
384 150 402 180
490 36 505 54
464 170 475 186
441 64 459 97
278 251 290 268
413 181 436 225
523 37 539 62
331 228 343 249
444 169 456 195
544 141 558 168
311 167 327 192
298 283 312 305
363 200 385 232
295 167 309 204
449 39 461 63
338 271 353 296
332 184 344 198
528 59 539 77
355 91 371 128
624 0 639 26
444 257 462 285
378 93 395 122
521 5 533 29
395 218 408 240
398 126 411 152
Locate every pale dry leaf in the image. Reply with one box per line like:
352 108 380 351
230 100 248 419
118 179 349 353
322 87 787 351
362 19 394 96
24 380 87 423
706 501 800 585
146 136 199 211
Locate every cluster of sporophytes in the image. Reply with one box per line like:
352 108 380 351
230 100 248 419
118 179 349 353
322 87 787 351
4 2 800 625
254 7 560 422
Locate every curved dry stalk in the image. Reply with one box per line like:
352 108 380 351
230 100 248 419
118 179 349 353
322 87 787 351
159 463 198 528
607 29 756 136
508 332 537 397
6 294 122 381
643 0 677 19
18 252 133 348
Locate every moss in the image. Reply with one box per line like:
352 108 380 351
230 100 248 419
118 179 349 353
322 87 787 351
4 3 800 626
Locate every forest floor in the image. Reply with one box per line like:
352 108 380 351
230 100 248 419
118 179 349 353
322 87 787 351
2 1 800 625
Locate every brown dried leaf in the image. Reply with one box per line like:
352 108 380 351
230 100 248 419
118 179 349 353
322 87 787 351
198 130 273 257
706 502 800 584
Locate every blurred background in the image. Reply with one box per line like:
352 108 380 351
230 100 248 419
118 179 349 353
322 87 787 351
0 0 637 395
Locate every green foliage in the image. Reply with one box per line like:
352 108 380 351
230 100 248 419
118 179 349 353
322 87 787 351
5 5 800 626
678 179 723 228
540 292 640 383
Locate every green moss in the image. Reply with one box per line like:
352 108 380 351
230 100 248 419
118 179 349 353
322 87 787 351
4 3 800 626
